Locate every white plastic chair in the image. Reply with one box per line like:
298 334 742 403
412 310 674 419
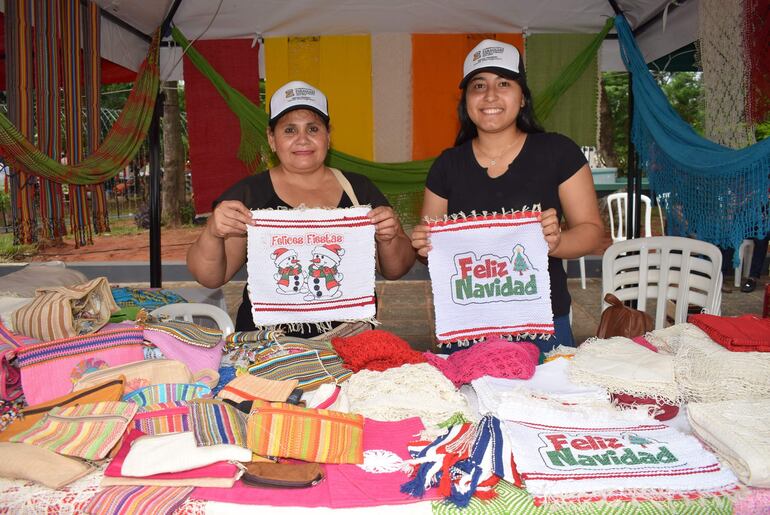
607 192 653 242
601 236 722 329
656 193 753 288
655 193 668 236
150 303 234 336
734 239 755 288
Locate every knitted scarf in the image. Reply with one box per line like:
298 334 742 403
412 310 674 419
402 415 513 507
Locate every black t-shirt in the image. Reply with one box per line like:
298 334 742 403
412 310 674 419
214 170 391 333
425 132 587 317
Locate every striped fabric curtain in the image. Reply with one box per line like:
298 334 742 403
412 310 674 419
34 0 66 242
83 1 110 234
5 0 37 245
60 0 92 247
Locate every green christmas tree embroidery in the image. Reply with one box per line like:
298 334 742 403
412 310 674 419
512 244 529 275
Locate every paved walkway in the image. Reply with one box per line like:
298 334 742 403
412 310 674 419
161 276 769 353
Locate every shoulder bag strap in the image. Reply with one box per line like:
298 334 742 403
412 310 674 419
329 168 360 206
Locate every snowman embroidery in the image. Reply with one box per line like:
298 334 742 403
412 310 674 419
305 244 345 301
271 247 307 295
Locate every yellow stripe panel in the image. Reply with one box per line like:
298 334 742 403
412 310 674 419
319 35 373 160
264 35 373 160
264 37 290 112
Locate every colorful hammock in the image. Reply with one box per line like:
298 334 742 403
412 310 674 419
616 14 770 263
0 31 161 185
171 27 432 196
171 24 609 197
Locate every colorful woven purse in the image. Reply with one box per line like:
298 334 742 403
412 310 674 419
0 377 125 442
123 383 212 408
131 401 191 435
73 358 219 394
247 343 352 391
140 318 222 348
9 400 138 460
247 401 364 464
15 327 144 405
188 399 248 447
0 321 22 401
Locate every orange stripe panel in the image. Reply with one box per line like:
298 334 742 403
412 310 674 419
411 34 524 161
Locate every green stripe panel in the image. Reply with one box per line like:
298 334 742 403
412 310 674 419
431 480 733 514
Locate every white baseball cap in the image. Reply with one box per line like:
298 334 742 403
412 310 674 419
460 39 521 89
269 80 329 123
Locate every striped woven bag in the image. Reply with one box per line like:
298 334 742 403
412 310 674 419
247 401 364 464
9 400 137 460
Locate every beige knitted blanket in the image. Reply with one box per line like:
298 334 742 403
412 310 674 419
688 399 770 487
568 336 682 403
341 363 476 432
649 324 770 402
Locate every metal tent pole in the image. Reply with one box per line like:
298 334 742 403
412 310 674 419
148 0 185 287
607 0 640 239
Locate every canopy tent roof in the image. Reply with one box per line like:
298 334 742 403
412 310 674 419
85 0 698 78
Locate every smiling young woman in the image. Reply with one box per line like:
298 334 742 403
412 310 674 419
411 39 604 353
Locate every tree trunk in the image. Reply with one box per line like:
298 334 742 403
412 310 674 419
161 81 185 227
598 79 619 168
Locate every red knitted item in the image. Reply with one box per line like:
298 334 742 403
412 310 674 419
423 337 539 387
689 313 770 352
331 330 427 372
610 392 679 421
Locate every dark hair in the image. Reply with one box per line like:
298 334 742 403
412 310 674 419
454 67 544 147
268 107 330 132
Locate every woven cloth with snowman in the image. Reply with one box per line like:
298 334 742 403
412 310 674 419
246 206 377 329
427 208 554 345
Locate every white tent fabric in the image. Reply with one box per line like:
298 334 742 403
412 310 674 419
84 0 698 78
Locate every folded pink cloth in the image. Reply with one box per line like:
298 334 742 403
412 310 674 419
424 337 539 387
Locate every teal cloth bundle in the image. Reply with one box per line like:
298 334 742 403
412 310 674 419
616 14 770 263
111 287 187 310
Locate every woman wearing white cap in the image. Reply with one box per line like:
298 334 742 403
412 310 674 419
411 40 603 352
188 80 415 333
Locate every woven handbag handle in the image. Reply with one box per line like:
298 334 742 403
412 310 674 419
192 368 220 388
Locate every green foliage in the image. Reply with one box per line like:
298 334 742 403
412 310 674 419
101 83 133 111
602 72 629 173
0 233 37 262
756 119 770 141
654 72 705 134
602 71 704 176
0 190 9 212
179 202 195 225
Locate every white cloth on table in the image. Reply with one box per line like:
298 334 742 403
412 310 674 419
472 357 609 415
495 390 738 500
